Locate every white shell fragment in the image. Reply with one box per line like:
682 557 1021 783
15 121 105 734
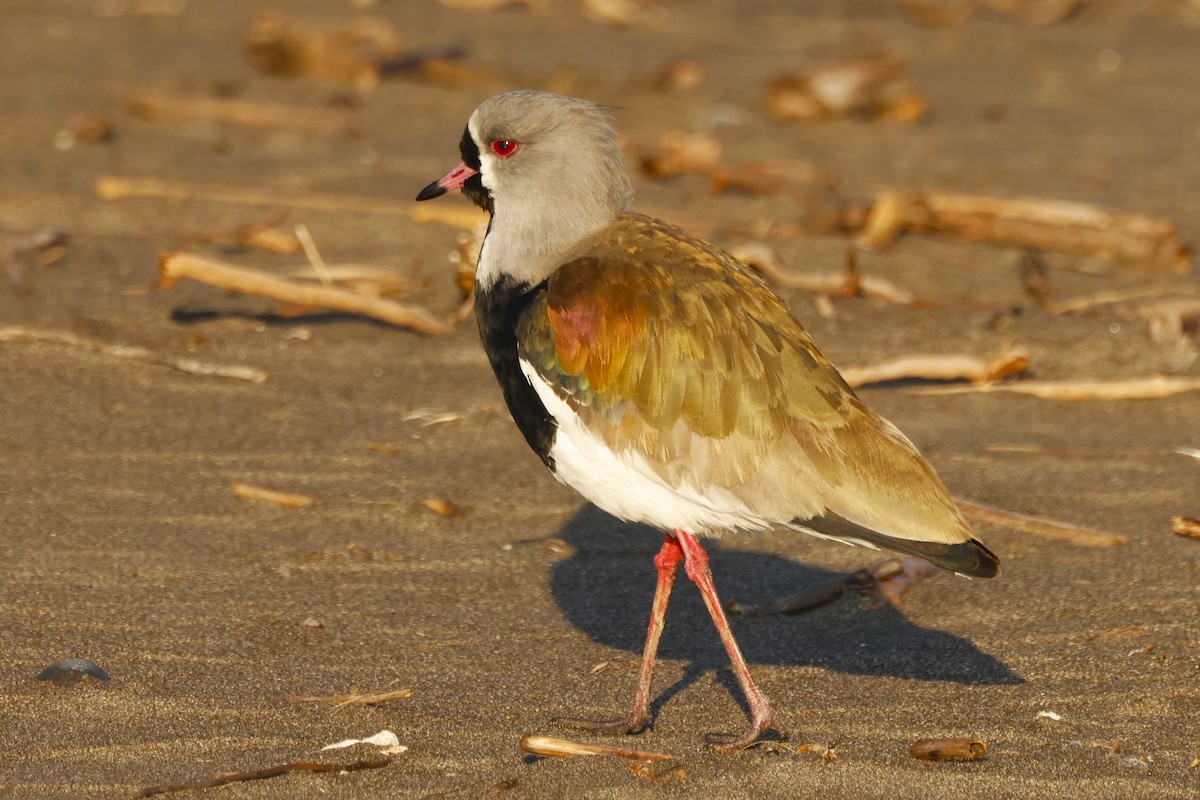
321 729 407 755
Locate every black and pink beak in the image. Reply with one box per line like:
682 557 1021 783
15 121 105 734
415 161 479 202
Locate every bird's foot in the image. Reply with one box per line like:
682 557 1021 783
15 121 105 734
552 712 651 736
703 707 787 755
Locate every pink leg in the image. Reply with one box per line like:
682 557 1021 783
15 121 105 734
556 533 682 734
676 529 786 753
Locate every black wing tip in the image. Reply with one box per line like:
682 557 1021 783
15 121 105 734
940 542 998 578
881 536 1000 579
795 513 1000 578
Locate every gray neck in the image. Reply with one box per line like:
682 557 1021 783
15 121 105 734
475 198 623 290
475 156 634 290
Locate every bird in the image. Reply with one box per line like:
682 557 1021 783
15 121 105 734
416 90 998 753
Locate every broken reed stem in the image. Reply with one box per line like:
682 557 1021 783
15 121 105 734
127 89 356 132
861 190 1191 274
97 175 485 230
159 251 452 334
955 497 1128 548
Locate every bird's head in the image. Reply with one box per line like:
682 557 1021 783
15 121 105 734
417 90 634 228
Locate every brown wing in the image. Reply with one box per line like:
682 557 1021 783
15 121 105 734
518 214 996 576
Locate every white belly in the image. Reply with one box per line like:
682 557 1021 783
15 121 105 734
520 359 770 536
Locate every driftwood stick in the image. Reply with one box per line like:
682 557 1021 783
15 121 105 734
159 251 452 334
860 190 1191 274
841 349 1028 387
519 734 675 761
138 757 392 797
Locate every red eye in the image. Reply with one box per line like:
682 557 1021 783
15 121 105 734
491 139 519 157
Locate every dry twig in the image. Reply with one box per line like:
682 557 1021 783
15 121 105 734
138 757 392 797
955 498 1128 548
287 688 413 707
159 251 451 334
914 375 1200 401
231 480 315 509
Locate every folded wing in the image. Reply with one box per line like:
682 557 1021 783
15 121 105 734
518 215 998 577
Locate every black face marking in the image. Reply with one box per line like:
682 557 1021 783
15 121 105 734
459 125 481 170
458 125 494 214
475 275 556 469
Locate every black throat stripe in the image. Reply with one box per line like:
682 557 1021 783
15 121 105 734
475 275 556 469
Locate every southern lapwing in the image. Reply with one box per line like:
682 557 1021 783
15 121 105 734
416 90 998 753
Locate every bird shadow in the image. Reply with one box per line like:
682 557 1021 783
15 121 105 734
549 505 1021 709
